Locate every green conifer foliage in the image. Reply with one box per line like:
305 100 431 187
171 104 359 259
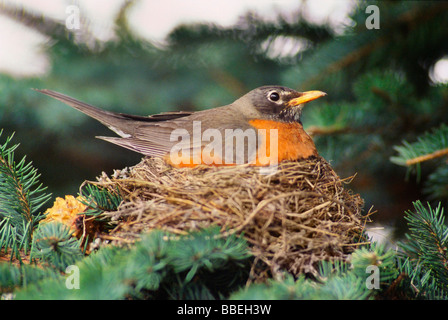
2 0 448 300
0 131 51 260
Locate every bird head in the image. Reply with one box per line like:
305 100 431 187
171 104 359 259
241 86 326 123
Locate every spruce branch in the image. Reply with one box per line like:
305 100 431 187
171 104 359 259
13 227 252 300
0 263 60 294
32 222 83 271
169 227 251 283
391 123 448 181
424 166 448 200
79 183 122 216
398 201 448 298
232 261 373 300
0 131 51 259
404 147 448 166
14 244 128 300
391 124 448 166
232 242 403 300
287 2 448 88
351 243 399 285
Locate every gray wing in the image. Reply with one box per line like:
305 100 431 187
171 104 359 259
35 89 195 156
36 89 258 161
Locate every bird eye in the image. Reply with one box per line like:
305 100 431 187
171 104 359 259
268 92 280 102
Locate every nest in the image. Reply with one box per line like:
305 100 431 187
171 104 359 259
93 156 368 281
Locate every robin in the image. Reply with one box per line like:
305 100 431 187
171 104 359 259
35 86 326 167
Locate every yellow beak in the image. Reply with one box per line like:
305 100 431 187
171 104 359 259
287 90 327 107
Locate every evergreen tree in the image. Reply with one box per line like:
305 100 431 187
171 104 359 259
1 0 448 300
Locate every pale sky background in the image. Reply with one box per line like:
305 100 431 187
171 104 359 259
0 0 447 82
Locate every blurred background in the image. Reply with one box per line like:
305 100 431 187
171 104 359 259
1 0 448 242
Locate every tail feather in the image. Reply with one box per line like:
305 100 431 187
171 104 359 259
35 89 135 138
35 89 195 157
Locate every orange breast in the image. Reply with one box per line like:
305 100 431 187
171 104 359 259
248 119 317 166
165 119 317 168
